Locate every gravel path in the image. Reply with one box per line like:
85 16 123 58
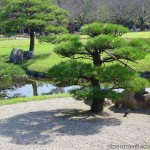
0 97 149 150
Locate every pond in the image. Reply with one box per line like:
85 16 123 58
0 79 80 100
0 78 150 100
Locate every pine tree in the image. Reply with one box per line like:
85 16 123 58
0 0 68 52
48 22 149 113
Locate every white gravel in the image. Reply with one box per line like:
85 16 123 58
0 97 150 150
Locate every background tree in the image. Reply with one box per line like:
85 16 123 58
133 0 150 31
0 0 68 52
103 0 135 26
57 0 101 32
58 0 150 30
48 22 149 113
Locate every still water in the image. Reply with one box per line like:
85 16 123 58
0 79 150 100
0 79 80 100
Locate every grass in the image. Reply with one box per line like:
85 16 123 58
0 39 66 72
131 55 150 72
0 93 71 106
0 32 150 73
122 31 150 39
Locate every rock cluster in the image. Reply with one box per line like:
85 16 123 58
9 48 34 64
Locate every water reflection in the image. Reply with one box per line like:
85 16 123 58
0 78 150 100
0 79 80 100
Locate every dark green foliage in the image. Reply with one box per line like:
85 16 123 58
0 62 25 89
128 39 150 53
98 64 148 91
80 22 129 37
85 35 126 52
0 0 68 34
54 36 83 57
48 22 149 112
113 46 147 60
80 22 104 37
70 86 122 101
0 0 68 51
48 60 94 86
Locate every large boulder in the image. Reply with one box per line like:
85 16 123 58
115 90 150 110
27 51 34 59
10 48 24 64
10 48 34 64
23 51 34 59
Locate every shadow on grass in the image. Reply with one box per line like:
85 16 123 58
0 55 9 62
0 109 122 145
22 53 52 67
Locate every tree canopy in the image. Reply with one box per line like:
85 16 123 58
48 22 149 113
0 0 68 51
58 0 150 31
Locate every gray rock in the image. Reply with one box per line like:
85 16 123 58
38 72 45 78
10 48 18 63
116 90 150 110
141 72 150 78
10 48 34 64
23 51 28 60
23 51 33 59
27 51 34 59
10 48 24 64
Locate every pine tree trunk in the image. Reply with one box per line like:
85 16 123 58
91 98 104 113
29 29 35 51
90 78 104 113
139 17 145 31
89 52 104 113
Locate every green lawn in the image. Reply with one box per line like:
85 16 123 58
0 93 70 106
0 39 66 72
0 32 150 73
122 31 150 39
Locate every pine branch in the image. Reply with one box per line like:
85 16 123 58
104 50 136 72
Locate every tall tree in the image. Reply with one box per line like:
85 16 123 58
48 22 149 113
133 0 150 31
0 0 68 52
104 0 135 26
58 0 100 31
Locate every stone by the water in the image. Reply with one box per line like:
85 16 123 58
9 48 34 64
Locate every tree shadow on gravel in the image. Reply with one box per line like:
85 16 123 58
0 109 122 145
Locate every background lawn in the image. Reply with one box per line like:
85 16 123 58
0 39 66 72
0 32 150 73
122 31 150 39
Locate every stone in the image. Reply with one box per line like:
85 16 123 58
123 109 131 117
23 51 33 59
104 98 112 106
38 72 45 78
10 48 34 64
115 90 150 110
9 48 18 63
27 51 34 59
23 51 28 59
10 48 24 64
141 72 150 78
